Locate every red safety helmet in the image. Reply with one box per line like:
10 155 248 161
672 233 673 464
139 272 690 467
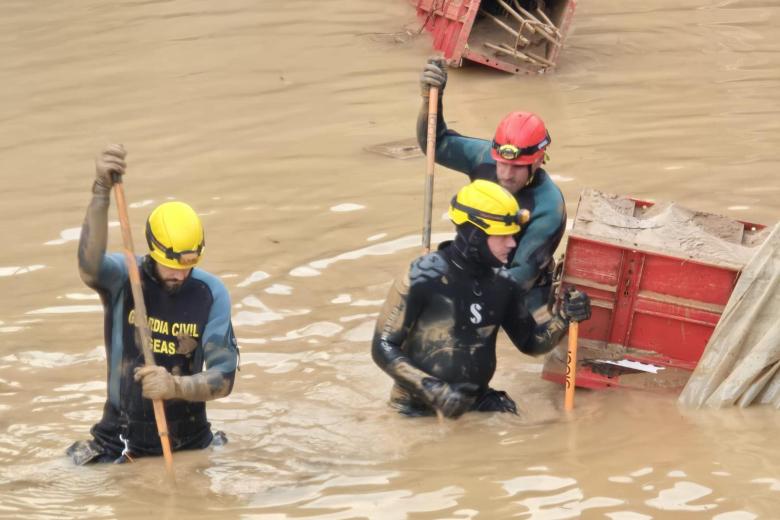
491 112 551 165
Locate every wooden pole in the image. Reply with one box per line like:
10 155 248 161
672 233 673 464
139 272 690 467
422 85 439 254
423 82 444 424
112 176 175 475
564 321 579 411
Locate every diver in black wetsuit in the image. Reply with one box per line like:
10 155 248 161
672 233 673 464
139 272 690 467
372 180 590 419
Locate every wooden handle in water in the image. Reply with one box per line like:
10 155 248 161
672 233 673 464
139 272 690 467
564 321 579 411
113 179 175 475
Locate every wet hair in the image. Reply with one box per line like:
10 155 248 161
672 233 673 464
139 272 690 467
452 222 504 269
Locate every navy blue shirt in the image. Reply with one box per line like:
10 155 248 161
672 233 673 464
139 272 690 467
91 253 238 455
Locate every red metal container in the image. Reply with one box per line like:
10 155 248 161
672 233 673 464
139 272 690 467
541 191 768 390
413 0 577 74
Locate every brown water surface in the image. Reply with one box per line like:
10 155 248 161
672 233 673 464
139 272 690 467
1 1 779 518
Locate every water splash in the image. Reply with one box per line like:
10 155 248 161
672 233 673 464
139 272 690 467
342 321 375 342
236 270 270 287
645 481 716 512
45 222 118 246
330 203 365 212
232 296 310 327
290 266 322 277
26 305 103 315
60 293 99 301
271 321 343 342
1 346 104 368
332 294 352 304
0 265 45 277
291 232 453 276
265 284 293 295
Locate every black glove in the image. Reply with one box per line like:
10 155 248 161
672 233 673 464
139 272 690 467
560 288 591 323
420 57 447 98
421 377 480 419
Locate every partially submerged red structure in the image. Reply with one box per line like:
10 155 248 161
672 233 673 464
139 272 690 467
412 0 577 74
542 190 769 391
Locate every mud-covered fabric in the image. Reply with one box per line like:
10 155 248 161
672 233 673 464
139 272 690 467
86 253 238 458
679 223 780 408
417 100 567 292
372 243 569 416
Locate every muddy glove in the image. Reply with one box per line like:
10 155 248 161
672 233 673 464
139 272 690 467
420 57 447 98
560 288 591 323
94 144 126 192
134 365 227 401
421 377 480 419
134 365 176 400
175 334 198 357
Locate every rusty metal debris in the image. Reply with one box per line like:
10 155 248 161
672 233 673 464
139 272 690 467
479 0 563 73
412 0 576 75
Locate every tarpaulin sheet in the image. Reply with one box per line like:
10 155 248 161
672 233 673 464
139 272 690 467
679 223 780 408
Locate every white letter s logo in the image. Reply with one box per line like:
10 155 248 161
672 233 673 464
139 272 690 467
469 303 483 324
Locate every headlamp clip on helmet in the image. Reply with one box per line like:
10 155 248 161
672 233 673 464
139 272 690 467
450 197 527 231
491 133 551 161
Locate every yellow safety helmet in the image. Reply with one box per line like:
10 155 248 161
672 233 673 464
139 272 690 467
448 179 530 236
145 201 205 269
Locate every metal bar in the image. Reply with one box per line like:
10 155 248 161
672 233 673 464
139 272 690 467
536 6 562 38
484 42 536 65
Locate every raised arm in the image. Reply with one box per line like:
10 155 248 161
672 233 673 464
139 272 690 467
415 59 494 177
78 144 127 289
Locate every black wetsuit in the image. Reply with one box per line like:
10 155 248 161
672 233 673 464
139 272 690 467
372 241 568 416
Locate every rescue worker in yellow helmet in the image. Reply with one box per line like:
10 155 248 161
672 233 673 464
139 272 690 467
67 144 238 465
372 180 590 418
418 58 566 319
145 200 206 293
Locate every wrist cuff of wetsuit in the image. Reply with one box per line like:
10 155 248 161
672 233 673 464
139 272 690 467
92 179 111 196
171 375 186 400
553 313 569 328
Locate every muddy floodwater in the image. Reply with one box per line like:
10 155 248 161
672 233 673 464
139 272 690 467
1 1 779 518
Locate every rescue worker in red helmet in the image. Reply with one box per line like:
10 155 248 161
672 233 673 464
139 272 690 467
417 58 566 316
372 180 590 418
